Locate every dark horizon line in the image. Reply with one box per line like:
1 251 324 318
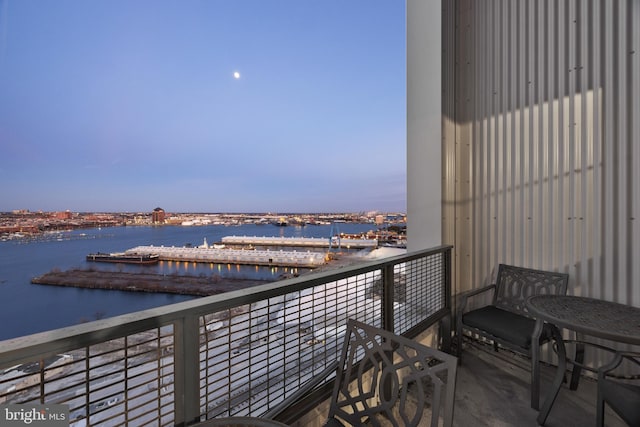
2 210 407 216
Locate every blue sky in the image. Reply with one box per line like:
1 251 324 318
0 1 406 213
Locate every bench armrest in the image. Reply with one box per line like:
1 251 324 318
457 284 496 316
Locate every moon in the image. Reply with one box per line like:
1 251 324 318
233 71 241 79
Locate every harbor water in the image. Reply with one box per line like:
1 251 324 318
0 223 376 341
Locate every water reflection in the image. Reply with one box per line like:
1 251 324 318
149 259 306 281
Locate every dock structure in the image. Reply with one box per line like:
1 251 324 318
126 245 326 268
221 235 378 249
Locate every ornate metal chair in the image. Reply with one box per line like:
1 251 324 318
596 351 640 427
455 264 569 409
324 319 458 427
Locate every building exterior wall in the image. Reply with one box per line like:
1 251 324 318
152 208 165 224
446 0 640 311
407 0 443 251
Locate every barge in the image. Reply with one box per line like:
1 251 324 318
86 252 160 264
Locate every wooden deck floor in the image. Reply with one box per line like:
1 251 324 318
452 340 627 427
290 338 628 427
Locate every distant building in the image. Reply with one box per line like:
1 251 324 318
54 210 72 220
152 208 165 224
164 217 183 225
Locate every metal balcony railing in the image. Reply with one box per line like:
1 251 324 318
0 246 452 426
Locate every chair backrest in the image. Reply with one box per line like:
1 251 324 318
493 264 569 315
327 319 458 427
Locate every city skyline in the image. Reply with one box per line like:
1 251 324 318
0 1 406 213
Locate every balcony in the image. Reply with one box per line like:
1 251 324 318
0 245 629 426
0 247 453 426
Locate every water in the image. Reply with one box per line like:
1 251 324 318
0 223 376 341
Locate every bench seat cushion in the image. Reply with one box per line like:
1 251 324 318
462 306 552 349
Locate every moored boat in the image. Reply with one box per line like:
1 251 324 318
274 216 288 226
86 252 160 264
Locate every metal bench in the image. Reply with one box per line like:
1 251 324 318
455 264 569 409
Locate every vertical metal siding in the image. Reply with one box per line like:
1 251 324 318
448 0 476 293
442 0 457 286
633 0 640 307
446 0 640 311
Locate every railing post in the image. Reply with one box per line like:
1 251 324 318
439 247 453 352
382 263 395 333
381 262 396 403
174 314 201 426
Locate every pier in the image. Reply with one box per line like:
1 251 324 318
32 270 270 296
126 245 327 268
220 235 378 249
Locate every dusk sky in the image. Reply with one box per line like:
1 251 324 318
0 1 406 213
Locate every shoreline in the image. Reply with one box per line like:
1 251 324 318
31 269 274 297
29 253 370 297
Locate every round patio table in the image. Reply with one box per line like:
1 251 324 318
526 295 640 425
